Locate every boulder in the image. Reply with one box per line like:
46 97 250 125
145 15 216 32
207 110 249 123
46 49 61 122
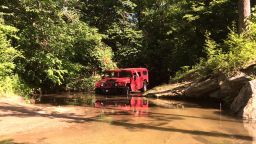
244 97 256 120
231 79 256 120
209 90 221 99
220 73 250 104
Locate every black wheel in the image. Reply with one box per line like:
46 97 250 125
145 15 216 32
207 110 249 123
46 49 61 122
95 88 102 94
124 85 130 95
141 82 147 92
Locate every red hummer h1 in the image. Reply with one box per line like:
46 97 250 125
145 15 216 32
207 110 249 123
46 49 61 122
95 68 149 94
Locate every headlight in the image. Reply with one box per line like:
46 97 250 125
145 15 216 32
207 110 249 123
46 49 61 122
100 83 104 87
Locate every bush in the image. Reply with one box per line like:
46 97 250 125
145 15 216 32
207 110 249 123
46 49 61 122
66 75 101 92
0 75 32 98
203 29 256 75
174 21 256 80
0 17 32 97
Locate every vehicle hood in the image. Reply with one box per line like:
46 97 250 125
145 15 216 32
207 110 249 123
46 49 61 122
97 78 130 83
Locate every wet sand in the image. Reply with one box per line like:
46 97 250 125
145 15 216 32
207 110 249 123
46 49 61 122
0 95 254 144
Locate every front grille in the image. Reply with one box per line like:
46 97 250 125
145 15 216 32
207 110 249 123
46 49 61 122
106 80 116 87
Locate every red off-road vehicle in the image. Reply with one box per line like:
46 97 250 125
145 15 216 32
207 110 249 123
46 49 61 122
95 68 149 94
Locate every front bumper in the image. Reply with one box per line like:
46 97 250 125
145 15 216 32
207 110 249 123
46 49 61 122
95 87 127 94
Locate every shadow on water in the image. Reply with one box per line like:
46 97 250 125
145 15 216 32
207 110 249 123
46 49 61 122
0 103 253 141
244 120 256 144
0 139 24 144
0 93 254 142
39 93 96 106
39 92 149 106
38 92 242 123
156 95 223 109
12 92 252 142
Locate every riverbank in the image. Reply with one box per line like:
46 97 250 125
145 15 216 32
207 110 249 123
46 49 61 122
144 63 256 120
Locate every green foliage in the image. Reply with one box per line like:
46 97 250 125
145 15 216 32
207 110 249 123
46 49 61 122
172 66 193 81
107 23 143 66
0 75 32 97
0 0 253 94
2 0 116 91
67 75 101 92
131 0 238 85
0 75 16 97
0 18 20 77
202 25 256 75
80 0 143 67
174 21 256 80
174 5 256 81
0 17 31 97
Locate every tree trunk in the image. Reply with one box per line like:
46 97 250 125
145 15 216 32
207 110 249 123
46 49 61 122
238 0 251 33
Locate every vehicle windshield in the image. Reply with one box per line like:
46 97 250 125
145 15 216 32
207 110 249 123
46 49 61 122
103 70 131 78
119 70 131 78
103 71 118 78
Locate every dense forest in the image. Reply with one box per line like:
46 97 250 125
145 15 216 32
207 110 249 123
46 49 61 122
0 0 256 97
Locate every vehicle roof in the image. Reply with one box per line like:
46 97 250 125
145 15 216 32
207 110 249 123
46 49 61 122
106 68 148 72
122 68 148 71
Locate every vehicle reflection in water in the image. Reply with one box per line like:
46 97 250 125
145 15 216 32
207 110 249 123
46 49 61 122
95 94 149 117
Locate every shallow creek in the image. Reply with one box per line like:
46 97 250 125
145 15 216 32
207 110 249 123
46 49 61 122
0 93 255 144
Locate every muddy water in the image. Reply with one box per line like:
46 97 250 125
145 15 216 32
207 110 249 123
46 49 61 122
1 93 256 144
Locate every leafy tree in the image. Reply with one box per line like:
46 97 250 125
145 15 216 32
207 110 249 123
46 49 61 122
0 16 28 96
175 3 256 80
1 0 116 91
0 0 253 93
133 0 237 85
0 17 19 77
80 0 143 67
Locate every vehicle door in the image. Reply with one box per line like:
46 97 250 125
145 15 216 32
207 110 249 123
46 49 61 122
131 71 141 91
137 71 143 89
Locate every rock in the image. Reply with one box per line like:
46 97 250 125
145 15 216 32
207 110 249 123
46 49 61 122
231 79 256 120
220 73 250 104
144 82 191 97
184 78 219 97
242 61 256 76
220 73 249 92
244 97 256 120
209 90 221 99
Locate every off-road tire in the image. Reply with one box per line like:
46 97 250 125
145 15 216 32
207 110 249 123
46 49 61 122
125 85 130 95
141 82 147 92
95 88 102 94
